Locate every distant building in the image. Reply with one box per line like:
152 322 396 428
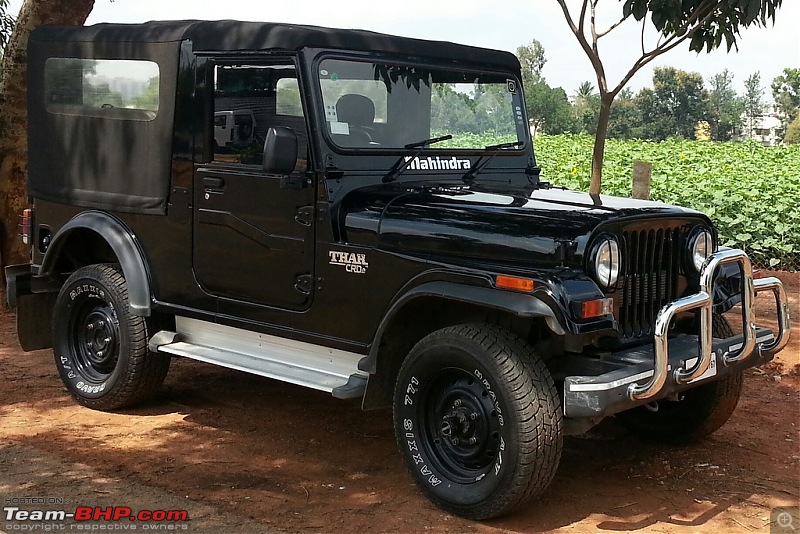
735 109 785 146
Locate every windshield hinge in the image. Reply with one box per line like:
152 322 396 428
325 154 344 180
526 163 541 178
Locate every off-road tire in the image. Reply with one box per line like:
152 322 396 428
616 315 743 444
52 264 170 410
393 324 562 520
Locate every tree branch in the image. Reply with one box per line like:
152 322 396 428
577 0 590 37
556 0 608 94
615 2 723 97
590 0 600 57
640 15 646 57
596 15 627 39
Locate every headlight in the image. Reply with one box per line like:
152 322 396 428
689 229 713 271
592 236 620 289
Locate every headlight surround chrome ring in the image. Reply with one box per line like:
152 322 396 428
689 228 714 272
591 236 621 289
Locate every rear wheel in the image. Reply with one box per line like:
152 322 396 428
393 324 562 519
617 315 743 443
53 264 170 410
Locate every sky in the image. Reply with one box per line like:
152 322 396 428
8 0 799 102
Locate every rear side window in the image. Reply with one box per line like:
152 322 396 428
44 58 160 121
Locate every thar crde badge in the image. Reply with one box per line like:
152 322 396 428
329 251 369 274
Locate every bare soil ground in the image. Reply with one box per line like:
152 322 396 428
1 272 798 533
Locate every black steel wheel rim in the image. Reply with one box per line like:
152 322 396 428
418 367 503 484
68 298 120 382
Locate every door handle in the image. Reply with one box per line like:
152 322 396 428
203 177 225 189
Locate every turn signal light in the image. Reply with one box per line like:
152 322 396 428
19 208 33 245
495 275 535 293
579 298 614 319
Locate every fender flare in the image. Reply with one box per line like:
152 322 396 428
361 281 566 374
40 211 152 316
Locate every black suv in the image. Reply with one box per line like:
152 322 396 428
6 20 791 520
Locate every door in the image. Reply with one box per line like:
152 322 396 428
193 58 315 310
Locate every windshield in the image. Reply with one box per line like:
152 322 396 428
317 58 527 150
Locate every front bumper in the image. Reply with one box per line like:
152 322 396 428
563 248 791 419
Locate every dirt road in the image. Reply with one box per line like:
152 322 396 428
1 273 798 533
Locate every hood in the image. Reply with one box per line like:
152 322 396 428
341 183 705 270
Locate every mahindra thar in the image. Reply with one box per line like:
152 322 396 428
5 20 791 519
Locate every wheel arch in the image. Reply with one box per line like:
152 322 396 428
360 282 565 410
41 211 152 317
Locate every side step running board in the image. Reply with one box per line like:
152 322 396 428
150 317 368 397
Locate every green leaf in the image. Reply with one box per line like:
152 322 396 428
747 0 762 22
690 32 705 53
651 10 666 30
622 0 634 18
633 0 649 20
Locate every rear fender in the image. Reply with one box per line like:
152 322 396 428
41 211 152 316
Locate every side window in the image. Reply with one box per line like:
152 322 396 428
212 60 308 170
276 78 302 116
44 58 159 121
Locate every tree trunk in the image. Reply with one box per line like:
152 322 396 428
589 93 613 196
0 0 94 278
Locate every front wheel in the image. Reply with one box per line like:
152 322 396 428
52 264 170 410
393 324 562 520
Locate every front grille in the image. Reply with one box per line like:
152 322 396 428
618 227 683 338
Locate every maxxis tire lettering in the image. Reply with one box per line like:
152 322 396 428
402 375 444 488
401 415 443 488
69 284 105 301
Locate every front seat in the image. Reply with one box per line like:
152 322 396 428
335 94 376 146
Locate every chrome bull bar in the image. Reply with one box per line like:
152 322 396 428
628 248 791 401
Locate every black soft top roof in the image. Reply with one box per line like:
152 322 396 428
31 19 521 70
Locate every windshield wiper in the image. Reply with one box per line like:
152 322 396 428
403 134 453 150
382 134 453 183
462 140 524 185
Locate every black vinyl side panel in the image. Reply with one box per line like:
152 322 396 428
27 39 181 214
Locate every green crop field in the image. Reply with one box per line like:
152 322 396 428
533 134 800 270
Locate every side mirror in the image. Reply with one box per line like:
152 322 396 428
262 126 298 175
